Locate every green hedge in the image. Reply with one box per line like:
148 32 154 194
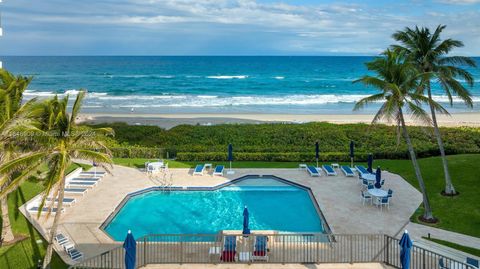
87 122 480 161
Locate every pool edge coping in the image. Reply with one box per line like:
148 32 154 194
99 174 333 241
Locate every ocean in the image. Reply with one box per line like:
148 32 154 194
3 56 480 114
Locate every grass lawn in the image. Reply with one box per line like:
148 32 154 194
0 163 90 269
422 237 480 257
115 154 480 237
375 154 480 238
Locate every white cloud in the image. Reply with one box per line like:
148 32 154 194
0 0 479 55
437 0 480 4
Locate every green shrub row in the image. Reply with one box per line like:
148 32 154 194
89 122 480 161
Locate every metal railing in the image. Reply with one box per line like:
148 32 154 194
69 233 476 269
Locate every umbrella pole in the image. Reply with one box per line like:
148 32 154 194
230 161 232 171
351 157 353 168
316 158 318 168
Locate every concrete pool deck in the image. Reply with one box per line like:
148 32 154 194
20 164 423 264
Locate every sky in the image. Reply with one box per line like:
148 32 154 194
0 0 479 56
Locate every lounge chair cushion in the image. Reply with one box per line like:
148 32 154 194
467 258 479 267
342 165 354 174
323 165 334 173
194 165 204 173
69 181 96 185
224 236 236 251
71 177 99 181
220 251 235 262
254 236 268 255
307 166 319 175
214 165 224 173
253 250 266 256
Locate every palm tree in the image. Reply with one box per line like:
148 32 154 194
0 69 34 244
354 50 445 222
0 90 114 268
392 25 477 195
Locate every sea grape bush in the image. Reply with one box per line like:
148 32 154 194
88 122 480 161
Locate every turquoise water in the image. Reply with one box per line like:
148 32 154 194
4 56 480 114
104 177 325 241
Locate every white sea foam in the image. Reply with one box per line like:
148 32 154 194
24 90 56 97
23 90 480 108
206 75 248 79
274 76 285 80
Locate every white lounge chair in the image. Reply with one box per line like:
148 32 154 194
193 164 205 176
355 165 370 176
213 165 224 176
70 177 100 182
341 165 355 177
68 248 84 261
80 171 105 177
64 188 88 196
67 181 97 188
306 165 320 177
322 165 337 176
46 197 76 206
55 233 69 246
28 206 64 215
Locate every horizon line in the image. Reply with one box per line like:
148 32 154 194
2 55 480 57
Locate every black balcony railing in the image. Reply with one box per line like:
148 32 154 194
69 233 476 269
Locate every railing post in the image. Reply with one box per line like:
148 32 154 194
385 235 390 265
143 237 147 266
349 235 353 264
422 248 425 269
110 251 113 269
282 235 286 264
316 235 320 264
180 240 184 264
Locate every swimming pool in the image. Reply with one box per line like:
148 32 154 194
103 176 328 241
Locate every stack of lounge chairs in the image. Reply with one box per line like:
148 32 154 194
193 164 225 176
27 169 106 215
55 233 83 261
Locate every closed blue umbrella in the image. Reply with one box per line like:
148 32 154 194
315 142 320 168
367 154 373 173
242 206 250 235
228 144 233 171
399 230 413 269
375 167 382 189
123 230 136 269
349 141 354 167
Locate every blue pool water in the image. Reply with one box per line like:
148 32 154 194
104 177 325 241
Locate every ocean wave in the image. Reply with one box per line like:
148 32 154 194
23 91 480 108
106 94 480 108
274 76 285 80
206 75 248 79
109 75 175 79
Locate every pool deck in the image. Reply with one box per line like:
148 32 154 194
20 164 423 264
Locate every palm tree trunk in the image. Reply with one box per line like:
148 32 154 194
399 109 435 220
427 85 456 195
43 169 66 269
1 196 15 243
